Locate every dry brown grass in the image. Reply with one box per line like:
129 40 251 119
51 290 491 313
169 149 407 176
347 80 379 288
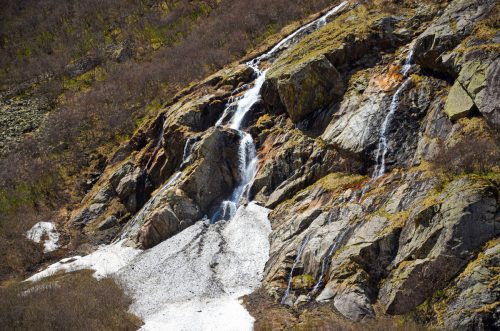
0 270 141 331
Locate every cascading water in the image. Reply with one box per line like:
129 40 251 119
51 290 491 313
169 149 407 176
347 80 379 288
371 48 415 179
372 78 412 179
211 90 261 222
308 227 349 296
254 1 348 64
30 4 354 328
281 235 310 304
212 1 349 223
401 48 415 77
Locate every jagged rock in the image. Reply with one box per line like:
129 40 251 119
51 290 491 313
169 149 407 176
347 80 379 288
137 191 201 249
444 81 475 121
115 167 146 212
180 127 242 212
110 162 134 189
315 214 402 321
116 167 141 198
322 69 441 171
413 0 496 76
133 127 242 248
474 58 500 128
455 57 500 128
379 176 499 315
92 184 115 204
98 216 118 230
322 82 387 155
172 93 228 132
440 239 500 330
72 203 107 228
252 127 358 208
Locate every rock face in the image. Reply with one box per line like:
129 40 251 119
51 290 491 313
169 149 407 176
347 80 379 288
379 177 499 315
65 0 499 328
135 127 243 248
267 55 344 123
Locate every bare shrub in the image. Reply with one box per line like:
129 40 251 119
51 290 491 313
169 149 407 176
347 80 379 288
0 270 141 331
431 135 500 176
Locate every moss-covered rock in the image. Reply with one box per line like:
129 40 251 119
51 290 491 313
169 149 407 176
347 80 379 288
292 274 315 290
273 55 344 123
262 4 405 124
379 176 499 315
444 81 475 121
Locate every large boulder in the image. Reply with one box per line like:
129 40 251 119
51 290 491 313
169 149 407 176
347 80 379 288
443 80 476 121
180 127 242 212
131 127 243 248
454 57 500 128
265 55 345 123
136 190 202 249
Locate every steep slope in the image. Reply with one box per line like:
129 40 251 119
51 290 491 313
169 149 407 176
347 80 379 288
24 0 499 330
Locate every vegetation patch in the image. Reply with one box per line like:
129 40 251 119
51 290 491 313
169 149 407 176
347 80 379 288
0 270 142 331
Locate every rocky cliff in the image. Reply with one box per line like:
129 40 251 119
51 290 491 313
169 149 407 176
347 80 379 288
31 0 499 329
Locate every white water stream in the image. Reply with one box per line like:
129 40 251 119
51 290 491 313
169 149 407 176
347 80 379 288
309 227 350 296
372 48 415 179
281 235 310 305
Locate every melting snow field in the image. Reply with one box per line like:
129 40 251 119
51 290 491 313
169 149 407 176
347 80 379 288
27 203 271 331
26 221 60 253
118 202 271 330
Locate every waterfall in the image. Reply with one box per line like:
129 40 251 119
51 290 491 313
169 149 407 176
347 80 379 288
401 48 415 77
372 78 412 179
229 67 267 130
308 227 349 296
254 1 348 64
30 3 357 328
212 2 349 223
180 137 199 169
211 95 260 223
371 48 415 179
281 235 310 305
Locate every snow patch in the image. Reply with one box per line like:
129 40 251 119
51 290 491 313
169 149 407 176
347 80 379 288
26 222 60 253
26 241 140 282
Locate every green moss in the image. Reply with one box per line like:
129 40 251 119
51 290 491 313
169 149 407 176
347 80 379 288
292 274 315 289
268 5 387 79
63 66 106 92
315 173 366 193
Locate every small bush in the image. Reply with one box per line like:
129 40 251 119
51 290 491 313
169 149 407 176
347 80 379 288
431 135 500 176
0 270 141 331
